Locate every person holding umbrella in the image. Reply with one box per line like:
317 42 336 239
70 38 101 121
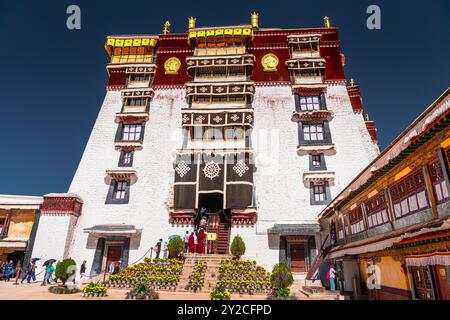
41 259 56 286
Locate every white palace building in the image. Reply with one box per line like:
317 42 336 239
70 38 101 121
1 15 380 277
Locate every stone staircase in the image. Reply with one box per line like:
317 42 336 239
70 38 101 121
216 223 231 254
291 279 350 300
176 253 232 292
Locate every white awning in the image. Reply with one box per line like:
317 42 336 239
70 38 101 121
84 224 141 236
0 239 27 249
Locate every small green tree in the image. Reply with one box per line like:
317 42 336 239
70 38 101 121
55 258 76 286
167 237 184 258
270 263 293 297
230 235 246 259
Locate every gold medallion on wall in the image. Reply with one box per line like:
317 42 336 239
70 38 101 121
261 53 279 72
164 57 181 74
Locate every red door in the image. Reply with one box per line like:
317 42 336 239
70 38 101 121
290 244 306 272
433 266 450 300
106 245 123 270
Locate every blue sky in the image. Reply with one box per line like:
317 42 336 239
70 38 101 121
0 0 449 196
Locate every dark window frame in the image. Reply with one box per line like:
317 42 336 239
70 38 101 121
105 180 130 204
310 182 331 206
309 153 327 171
118 150 134 167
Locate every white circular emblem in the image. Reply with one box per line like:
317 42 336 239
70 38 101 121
203 161 221 180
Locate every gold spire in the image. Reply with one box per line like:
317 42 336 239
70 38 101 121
350 78 355 87
163 21 171 34
323 16 331 28
251 12 259 29
188 17 196 29
365 113 370 121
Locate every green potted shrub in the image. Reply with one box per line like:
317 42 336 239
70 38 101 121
167 237 184 258
230 235 246 259
270 263 293 299
54 258 77 286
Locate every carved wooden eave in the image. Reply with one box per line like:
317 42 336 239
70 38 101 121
121 88 154 99
114 141 143 151
291 110 334 122
287 34 322 44
185 82 255 96
186 54 255 73
291 84 327 94
168 208 196 226
107 64 156 75
303 172 336 185
231 207 257 226
105 170 138 184
181 110 253 127
286 58 326 71
297 144 336 156
115 112 149 123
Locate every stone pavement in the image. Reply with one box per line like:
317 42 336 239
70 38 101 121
0 281 268 300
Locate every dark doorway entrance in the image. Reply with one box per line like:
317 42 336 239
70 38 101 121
198 193 223 212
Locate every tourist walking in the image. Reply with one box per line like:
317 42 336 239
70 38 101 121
13 261 23 285
183 231 189 253
43 261 55 285
27 260 37 283
188 232 195 253
20 260 31 284
327 263 337 292
80 260 87 276
3 260 14 281
108 261 115 274
155 239 162 259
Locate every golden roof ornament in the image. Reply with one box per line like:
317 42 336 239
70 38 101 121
365 113 370 121
188 17 196 29
323 16 331 28
350 78 355 87
251 12 259 29
163 21 171 34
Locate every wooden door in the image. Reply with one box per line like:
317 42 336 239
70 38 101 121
411 266 435 300
433 266 450 300
106 245 123 269
290 244 306 272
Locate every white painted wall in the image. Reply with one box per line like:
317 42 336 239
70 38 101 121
32 83 379 274
31 214 72 279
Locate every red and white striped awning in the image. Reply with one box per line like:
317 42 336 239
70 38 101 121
405 251 450 267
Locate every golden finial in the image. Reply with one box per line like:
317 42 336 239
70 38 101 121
251 12 259 29
365 113 370 121
188 17 196 29
350 78 355 87
163 21 171 34
323 16 331 28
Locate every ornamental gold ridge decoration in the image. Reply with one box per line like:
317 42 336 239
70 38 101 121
261 53 279 72
164 57 181 74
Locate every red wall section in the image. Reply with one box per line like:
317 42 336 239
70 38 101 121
348 86 363 113
365 121 379 145
252 28 345 84
152 34 192 87
107 68 127 88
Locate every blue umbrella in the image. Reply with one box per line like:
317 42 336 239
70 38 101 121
168 234 180 239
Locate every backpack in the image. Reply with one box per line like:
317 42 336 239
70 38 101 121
326 270 331 279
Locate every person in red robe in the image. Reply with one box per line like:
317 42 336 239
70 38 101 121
197 230 206 254
188 232 195 253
